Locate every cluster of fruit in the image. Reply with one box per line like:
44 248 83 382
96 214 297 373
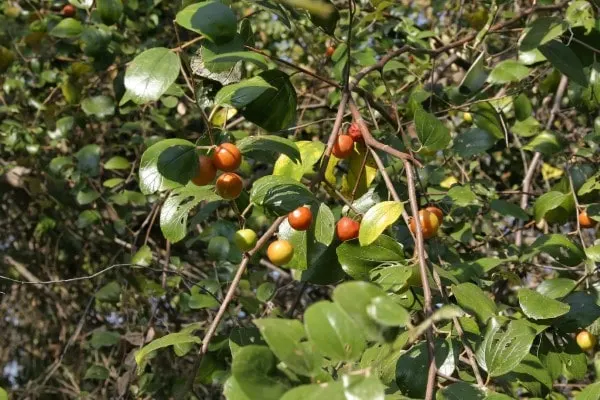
331 122 364 159
191 143 244 200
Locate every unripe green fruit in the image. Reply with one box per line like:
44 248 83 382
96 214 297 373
463 112 473 123
234 229 257 252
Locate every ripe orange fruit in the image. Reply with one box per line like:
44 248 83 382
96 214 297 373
347 122 363 143
409 209 440 239
576 330 597 351
326 46 335 57
212 143 242 172
579 210 597 229
191 156 216 186
267 239 294 266
332 135 354 159
215 172 243 200
288 206 313 231
62 4 76 17
336 217 360 241
425 206 443 224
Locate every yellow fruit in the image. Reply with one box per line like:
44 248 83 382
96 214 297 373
463 112 473 123
267 240 294 266
234 229 258 252
576 330 597 351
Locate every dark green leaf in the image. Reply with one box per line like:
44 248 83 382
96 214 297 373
175 1 237 44
518 288 570 320
520 17 567 51
414 108 451 151
490 199 529 220
538 40 588 87
237 135 300 163
336 235 404 280
453 128 497 158
452 283 496 323
90 331 121 349
139 139 196 195
84 365 109 380
156 145 198 185
50 18 83 38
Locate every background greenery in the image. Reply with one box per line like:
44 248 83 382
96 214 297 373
1 0 600 399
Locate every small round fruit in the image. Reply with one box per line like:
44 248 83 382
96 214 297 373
347 122 363 143
62 4 76 17
425 206 443 224
288 206 313 231
267 239 294 266
579 211 597 229
216 172 243 200
191 156 217 186
463 112 473 123
576 330 597 351
326 46 335 57
212 143 242 172
336 217 360 241
234 229 258 252
332 135 354 159
409 209 440 239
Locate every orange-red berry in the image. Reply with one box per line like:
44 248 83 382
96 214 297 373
288 206 313 231
212 143 242 172
336 217 360 241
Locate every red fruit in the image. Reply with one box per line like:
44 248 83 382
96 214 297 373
347 122 363 143
212 143 242 172
216 172 243 200
425 206 443 223
326 46 335 57
336 217 360 241
409 209 440 239
62 4 76 17
332 135 354 159
191 156 217 186
288 206 313 231
579 211 597 229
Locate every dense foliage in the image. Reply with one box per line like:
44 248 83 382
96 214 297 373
2 0 600 399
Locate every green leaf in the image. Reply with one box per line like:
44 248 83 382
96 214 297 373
217 70 297 132
514 93 533 121
452 283 496 323
96 281 121 303
205 50 269 70
359 201 403 246
512 116 541 137
526 234 585 267
50 18 83 38
341 373 385 400
577 172 600 196
472 102 504 139
337 234 404 280
396 339 455 398
304 301 365 362
231 345 289 399
537 278 576 299
520 17 567 51
97 0 123 25
254 318 322 376
175 1 237 44
263 185 316 216
447 185 479 206
414 107 451 151
366 295 410 327
278 203 335 270
77 210 102 228
123 48 181 104
587 244 600 262
518 288 570 320
224 377 253 400
453 128 496 158
490 199 529 221
90 331 121 349
135 325 202 373
76 144 101 176
256 282 276 302
502 353 552 397
237 135 300 164
524 131 562 155
332 281 388 341
476 318 536 377
132 244 152 267
566 1 595 34
76 188 101 205
576 382 600 400
104 156 130 170
81 95 115 118
306 0 340 35
488 60 530 84
538 40 588 87
103 178 123 188
533 191 571 223
369 264 413 292
437 382 485 400
273 141 325 181
160 184 222 243
0 388 7 400
459 52 487 94
409 305 464 342
84 365 109 380
557 291 600 332
156 144 198 185
139 139 196 195
281 382 345 400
